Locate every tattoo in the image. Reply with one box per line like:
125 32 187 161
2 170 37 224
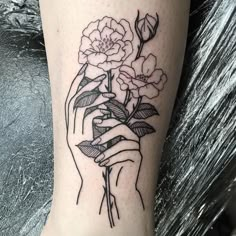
65 11 167 228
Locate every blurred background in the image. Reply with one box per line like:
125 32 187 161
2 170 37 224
0 0 235 235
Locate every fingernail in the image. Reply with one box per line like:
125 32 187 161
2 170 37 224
100 109 110 115
95 153 105 163
94 74 106 82
78 64 88 75
102 93 116 98
99 159 110 167
93 119 103 124
91 137 101 145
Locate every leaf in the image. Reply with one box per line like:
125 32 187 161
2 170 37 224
111 136 122 146
133 103 159 119
74 91 100 109
93 125 107 139
129 121 155 138
105 99 129 120
78 77 92 89
84 106 97 118
77 140 106 158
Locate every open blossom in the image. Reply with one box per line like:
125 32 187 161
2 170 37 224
79 16 134 71
117 54 167 99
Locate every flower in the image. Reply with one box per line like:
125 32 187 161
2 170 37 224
135 11 159 42
117 54 167 99
79 16 134 71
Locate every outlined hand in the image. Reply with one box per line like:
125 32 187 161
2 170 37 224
65 64 116 203
91 118 144 208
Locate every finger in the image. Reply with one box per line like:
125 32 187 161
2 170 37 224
99 150 140 167
95 140 139 163
65 64 88 127
91 123 139 145
95 118 121 128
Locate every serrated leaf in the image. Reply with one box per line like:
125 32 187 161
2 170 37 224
77 140 106 158
129 121 155 138
74 91 100 109
133 103 159 119
105 99 129 119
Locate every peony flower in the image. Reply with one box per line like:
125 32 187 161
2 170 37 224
135 11 159 43
117 54 167 99
79 16 134 71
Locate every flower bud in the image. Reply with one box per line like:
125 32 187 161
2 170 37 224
135 11 159 43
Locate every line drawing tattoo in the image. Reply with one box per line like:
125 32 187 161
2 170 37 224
65 11 167 228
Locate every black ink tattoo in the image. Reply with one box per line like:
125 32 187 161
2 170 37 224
65 11 167 228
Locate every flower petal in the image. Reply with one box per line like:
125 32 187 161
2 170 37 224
139 84 159 99
101 26 114 40
132 57 145 75
118 75 137 91
130 89 139 98
87 52 107 66
120 65 136 78
98 61 122 71
91 40 100 51
80 36 92 52
110 31 123 42
108 49 125 61
142 54 157 76
78 52 88 64
89 30 101 41
119 19 134 41
106 43 120 55
111 19 125 36
132 77 147 88
83 20 99 37
83 49 95 56
137 19 145 31
98 16 112 32
147 69 163 84
146 14 157 28
154 74 168 90
116 41 125 54
161 73 168 84
122 41 133 60
117 78 128 91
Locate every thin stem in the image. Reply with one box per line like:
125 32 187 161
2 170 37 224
124 90 131 106
107 70 112 92
104 69 115 227
126 97 142 124
105 168 114 227
135 41 144 60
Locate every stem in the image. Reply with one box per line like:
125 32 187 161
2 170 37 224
124 90 131 106
126 97 142 124
135 41 144 60
105 167 114 227
104 69 115 227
